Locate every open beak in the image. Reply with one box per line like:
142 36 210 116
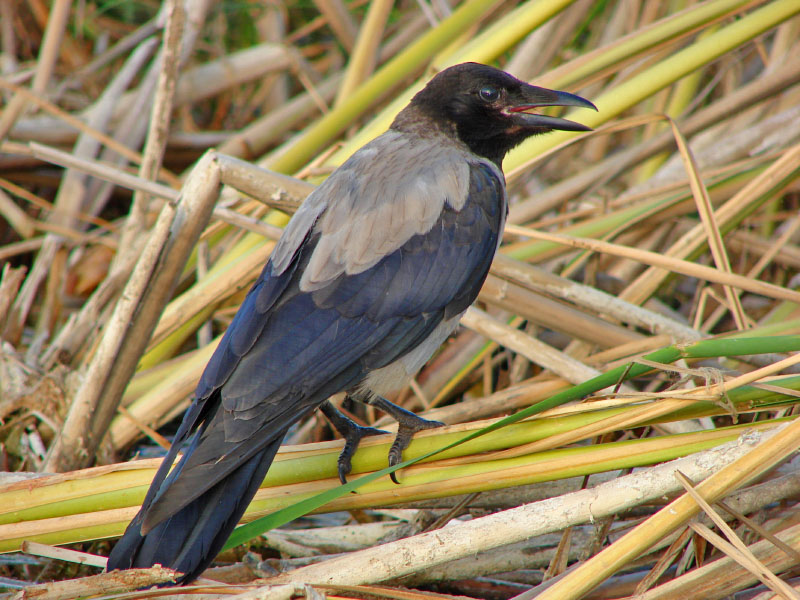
508 87 597 132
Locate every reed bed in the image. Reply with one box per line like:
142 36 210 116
1 0 800 598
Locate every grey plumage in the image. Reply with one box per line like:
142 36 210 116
107 62 595 585
297 132 476 288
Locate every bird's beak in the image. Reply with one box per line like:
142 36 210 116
507 86 597 132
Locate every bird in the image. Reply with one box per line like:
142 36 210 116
107 62 595 584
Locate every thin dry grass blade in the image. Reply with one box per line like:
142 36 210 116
676 471 800 600
620 142 800 306
504 224 800 305
634 523 800 599
0 0 71 138
666 117 747 330
534 417 800 599
460 307 607 386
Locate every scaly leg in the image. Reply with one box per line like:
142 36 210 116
320 401 388 484
366 396 445 484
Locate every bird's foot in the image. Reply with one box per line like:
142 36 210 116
320 401 388 484
368 396 445 484
338 424 388 485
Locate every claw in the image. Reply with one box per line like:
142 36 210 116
367 396 445 484
387 418 444 483
320 401 388 484
337 424 388 484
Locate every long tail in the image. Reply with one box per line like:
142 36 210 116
107 434 284 584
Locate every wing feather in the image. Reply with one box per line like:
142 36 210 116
300 131 471 291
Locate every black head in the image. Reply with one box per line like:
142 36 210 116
393 63 597 167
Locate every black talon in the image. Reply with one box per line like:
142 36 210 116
368 396 445 484
320 401 388 484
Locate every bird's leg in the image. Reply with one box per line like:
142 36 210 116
366 396 445 484
320 400 388 484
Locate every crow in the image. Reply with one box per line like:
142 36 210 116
107 62 595 584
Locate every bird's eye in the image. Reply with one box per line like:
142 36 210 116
479 86 500 102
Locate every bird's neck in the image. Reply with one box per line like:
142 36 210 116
391 107 506 169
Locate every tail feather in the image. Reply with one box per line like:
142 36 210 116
107 434 283 583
